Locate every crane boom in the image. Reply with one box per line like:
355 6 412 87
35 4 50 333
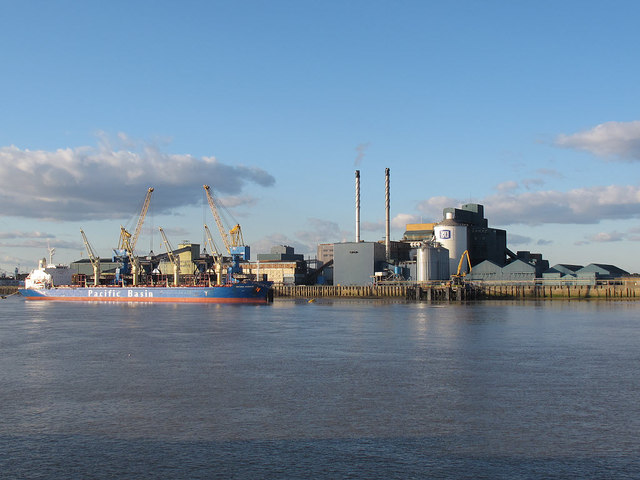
203 224 221 258
159 227 180 285
118 187 154 252
131 187 154 250
120 227 142 286
204 224 225 284
80 229 101 286
203 185 232 254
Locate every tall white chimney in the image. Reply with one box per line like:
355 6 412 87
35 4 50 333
385 167 390 262
355 170 361 243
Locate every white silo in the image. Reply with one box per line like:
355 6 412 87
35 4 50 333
433 213 468 276
415 242 450 281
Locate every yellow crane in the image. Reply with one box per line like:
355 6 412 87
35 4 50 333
80 229 101 286
119 227 142 286
204 224 225 284
118 187 154 253
158 227 180 286
203 184 244 254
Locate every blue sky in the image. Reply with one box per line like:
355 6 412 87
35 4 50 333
2 0 640 274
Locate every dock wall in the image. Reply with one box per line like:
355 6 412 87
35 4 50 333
6 284 640 300
273 284 640 300
0 286 18 296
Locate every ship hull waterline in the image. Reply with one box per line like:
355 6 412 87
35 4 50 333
18 284 272 304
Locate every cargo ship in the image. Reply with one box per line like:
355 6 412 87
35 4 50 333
19 260 273 304
19 283 272 303
19 185 276 304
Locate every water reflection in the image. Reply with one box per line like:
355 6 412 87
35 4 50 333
1 297 639 478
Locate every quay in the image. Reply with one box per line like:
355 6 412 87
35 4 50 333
1 286 18 296
274 283 640 301
6 283 640 301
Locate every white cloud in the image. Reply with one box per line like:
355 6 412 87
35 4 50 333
392 213 421 229
482 185 640 225
415 184 640 227
416 196 458 221
588 231 625 242
555 121 640 160
0 134 275 221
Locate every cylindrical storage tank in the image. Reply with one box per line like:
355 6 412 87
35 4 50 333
433 215 468 277
416 243 450 281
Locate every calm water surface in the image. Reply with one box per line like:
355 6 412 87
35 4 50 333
1 297 639 479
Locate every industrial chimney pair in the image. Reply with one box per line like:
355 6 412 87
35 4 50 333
355 168 390 261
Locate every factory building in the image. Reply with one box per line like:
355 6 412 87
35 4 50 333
466 251 549 282
243 260 307 285
257 245 304 262
402 223 435 242
324 167 632 286
527 260 625 284
156 243 202 278
333 241 387 285
315 243 335 284
576 263 629 279
317 243 334 264
434 203 507 273
542 264 583 280
243 245 308 285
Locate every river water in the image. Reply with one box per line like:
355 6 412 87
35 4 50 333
0 297 639 479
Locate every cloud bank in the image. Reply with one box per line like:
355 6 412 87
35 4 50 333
0 135 275 221
555 121 640 160
414 185 640 226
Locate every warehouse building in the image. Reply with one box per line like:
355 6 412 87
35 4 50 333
333 241 387 285
466 251 549 282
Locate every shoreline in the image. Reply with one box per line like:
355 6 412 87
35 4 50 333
6 283 640 301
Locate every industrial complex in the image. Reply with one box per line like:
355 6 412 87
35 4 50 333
11 169 632 292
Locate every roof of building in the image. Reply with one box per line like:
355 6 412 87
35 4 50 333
577 263 629 276
405 223 435 231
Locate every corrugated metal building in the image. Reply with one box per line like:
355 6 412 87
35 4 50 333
542 264 583 279
334 242 386 285
467 251 548 282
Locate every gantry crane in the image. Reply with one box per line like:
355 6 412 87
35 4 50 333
119 227 142 286
203 184 249 279
80 229 101 286
203 184 245 254
158 227 180 286
204 224 225 284
118 187 154 253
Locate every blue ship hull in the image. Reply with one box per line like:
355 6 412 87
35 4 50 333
19 282 273 304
